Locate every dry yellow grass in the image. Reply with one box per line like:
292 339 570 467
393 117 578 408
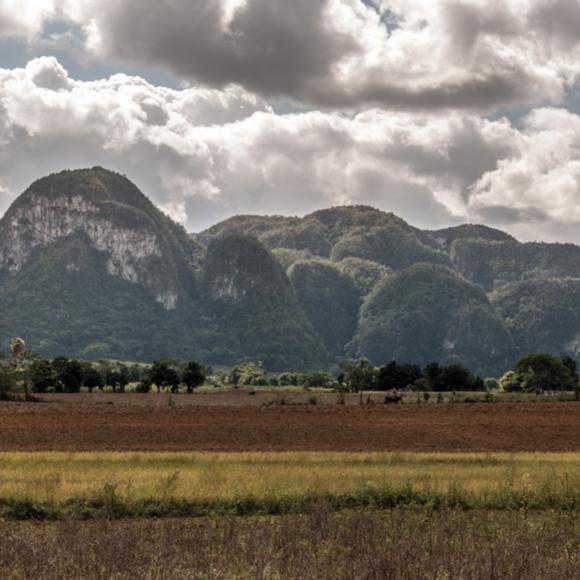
0 451 578 503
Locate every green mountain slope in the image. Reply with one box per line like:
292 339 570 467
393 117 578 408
288 260 360 357
197 206 450 271
451 239 580 291
353 264 514 374
6 167 580 374
202 235 327 370
0 167 205 308
0 168 206 359
429 224 514 252
491 279 580 358
0 234 198 360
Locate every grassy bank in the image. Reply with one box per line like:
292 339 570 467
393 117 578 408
1 511 579 579
0 452 580 519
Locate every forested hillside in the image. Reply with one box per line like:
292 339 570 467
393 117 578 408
198 203 580 374
2 168 580 374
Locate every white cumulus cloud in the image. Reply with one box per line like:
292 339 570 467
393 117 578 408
2 1 580 112
0 57 513 231
3 57 580 243
0 0 57 38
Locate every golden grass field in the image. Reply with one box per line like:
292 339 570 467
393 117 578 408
1 451 579 503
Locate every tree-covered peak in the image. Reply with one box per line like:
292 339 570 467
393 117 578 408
429 223 515 251
11 167 156 217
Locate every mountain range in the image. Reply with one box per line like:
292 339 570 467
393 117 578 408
1 167 579 375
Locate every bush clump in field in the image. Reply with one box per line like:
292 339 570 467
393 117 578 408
500 353 578 393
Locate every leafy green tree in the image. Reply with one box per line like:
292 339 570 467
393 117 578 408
150 361 167 393
278 372 298 386
438 364 476 392
229 362 267 386
342 358 377 393
183 361 205 393
128 365 143 383
106 369 121 392
422 362 479 391
484 377 499 390
423 362 442 391
165 368 181 393
10 338 32 400
377 361 421 391
51 357 70 393
81 364 103 393
561 355 579 383
118 365 130 392
514 353 576 392
103 365 129 392
299 372 334 388
0 354 15 398
136 377 152 393
150 360 181 393
30 359 55 393
499 370 522 392
60 359 83 393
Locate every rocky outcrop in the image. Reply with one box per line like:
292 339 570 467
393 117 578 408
0 169 190 310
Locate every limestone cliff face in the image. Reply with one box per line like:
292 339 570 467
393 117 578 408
0 169 195 310
206 271 250 304
201 235 328 370
202 236 277 306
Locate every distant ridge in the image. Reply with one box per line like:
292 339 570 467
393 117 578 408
2 168 580 373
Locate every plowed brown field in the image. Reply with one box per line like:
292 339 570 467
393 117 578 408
0 396 579 452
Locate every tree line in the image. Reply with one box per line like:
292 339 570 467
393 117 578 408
224 355 580 394
1 337 579 397
208 360 484 391
0 338 206 397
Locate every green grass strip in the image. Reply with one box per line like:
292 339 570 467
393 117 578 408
2 481 580 521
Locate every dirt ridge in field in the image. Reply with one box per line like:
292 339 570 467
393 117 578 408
1 397 579 452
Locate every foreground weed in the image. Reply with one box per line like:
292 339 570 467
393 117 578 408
0 511 579 579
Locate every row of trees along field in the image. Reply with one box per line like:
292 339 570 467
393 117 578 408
0 338 578 397
0 339 207 398
222 359 552 393
206 360 484 391
211 355 580 393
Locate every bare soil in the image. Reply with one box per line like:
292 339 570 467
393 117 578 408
0 392 579 452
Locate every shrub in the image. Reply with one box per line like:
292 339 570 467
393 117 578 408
135 379 152 393
484 377 499 391
499 370 521 392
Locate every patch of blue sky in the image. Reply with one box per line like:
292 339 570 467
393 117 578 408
0 20 181 90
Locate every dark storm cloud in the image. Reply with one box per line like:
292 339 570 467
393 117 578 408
530 0 580 48
72 0 578 112
318 68 541 112
88 0 357 99
477 206 550 227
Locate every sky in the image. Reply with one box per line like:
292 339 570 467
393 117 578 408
2 1 580 241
